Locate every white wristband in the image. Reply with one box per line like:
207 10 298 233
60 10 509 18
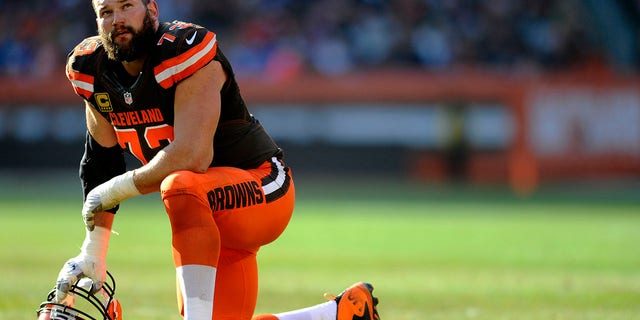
80 226 111 260
99 170 142 210
108 170 142 200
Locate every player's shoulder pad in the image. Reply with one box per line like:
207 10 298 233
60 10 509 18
153 20 218 89
66 36 104 100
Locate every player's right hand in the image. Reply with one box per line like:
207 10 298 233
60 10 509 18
55 255 106 304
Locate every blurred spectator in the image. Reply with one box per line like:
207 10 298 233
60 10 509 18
0 0 624 80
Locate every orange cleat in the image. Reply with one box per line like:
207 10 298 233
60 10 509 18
325 282 380 320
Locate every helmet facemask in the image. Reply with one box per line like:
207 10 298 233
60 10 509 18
37 271 122 320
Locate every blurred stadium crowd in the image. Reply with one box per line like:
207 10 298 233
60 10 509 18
3 0 635 80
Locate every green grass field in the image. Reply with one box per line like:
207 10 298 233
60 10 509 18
1 170 639 319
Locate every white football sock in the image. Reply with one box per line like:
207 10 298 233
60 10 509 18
177 264 217 320
273 300 337 320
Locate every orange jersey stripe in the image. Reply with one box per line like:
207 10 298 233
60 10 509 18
154 31 218 89
67 68 94 99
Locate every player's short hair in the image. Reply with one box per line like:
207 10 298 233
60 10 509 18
92 0 151 10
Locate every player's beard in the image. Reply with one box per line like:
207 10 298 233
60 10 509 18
101 11 156 62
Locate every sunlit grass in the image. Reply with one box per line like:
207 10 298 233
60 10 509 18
1 172 639 319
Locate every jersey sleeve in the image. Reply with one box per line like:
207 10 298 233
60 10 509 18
153 21 218 89
66 36 102 100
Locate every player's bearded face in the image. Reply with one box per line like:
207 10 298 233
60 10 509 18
101 10 155 62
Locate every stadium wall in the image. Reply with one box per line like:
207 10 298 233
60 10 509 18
0 68 638 193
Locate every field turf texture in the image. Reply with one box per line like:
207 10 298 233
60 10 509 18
1 170 639 319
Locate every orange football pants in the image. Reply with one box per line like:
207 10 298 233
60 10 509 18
160 157 295 320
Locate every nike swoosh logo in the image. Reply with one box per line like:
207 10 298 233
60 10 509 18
186 31 197 45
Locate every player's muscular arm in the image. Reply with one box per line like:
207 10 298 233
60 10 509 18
86 100 118 147
131 60 225 194
85 101 119 230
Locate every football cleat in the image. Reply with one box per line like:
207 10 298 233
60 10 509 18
37 271 122 320
325 282 380 320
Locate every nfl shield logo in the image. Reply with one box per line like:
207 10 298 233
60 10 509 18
124 92 133 105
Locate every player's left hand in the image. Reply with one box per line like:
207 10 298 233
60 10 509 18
55 255 106 304
82 170 141 231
